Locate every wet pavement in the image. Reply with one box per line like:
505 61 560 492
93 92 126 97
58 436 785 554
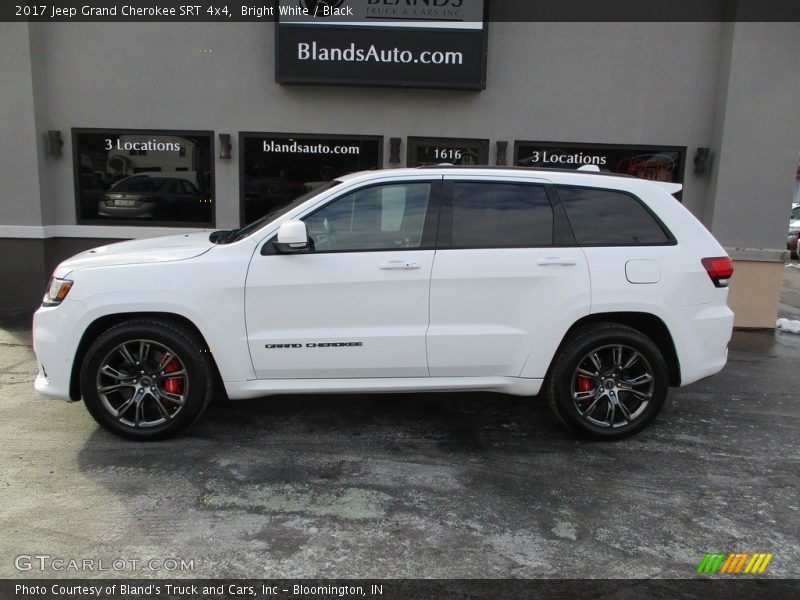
1 272 799 580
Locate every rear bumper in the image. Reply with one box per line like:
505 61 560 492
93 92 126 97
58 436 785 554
675 303 734 386
97 203 155 218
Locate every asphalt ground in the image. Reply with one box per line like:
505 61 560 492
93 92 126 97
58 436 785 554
1 271 799 581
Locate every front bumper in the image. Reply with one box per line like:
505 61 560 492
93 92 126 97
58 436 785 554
32 299 87 401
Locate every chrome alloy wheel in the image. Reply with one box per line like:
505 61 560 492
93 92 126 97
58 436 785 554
571 344 655 428
95 339 188 428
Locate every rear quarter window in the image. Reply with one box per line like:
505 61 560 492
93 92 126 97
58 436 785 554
557 186 672 246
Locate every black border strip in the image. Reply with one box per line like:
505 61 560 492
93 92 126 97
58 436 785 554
5 1 800 22
2 578 799 600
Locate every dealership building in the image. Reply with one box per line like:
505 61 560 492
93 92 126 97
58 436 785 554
1 2 799 327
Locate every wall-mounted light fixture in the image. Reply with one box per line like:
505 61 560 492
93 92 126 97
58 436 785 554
496 141 508 166
48 130 63 158
219 133 232 159
694 147 711 174
389 137 402 164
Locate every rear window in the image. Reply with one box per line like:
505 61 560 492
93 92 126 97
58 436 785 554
558 186 671 246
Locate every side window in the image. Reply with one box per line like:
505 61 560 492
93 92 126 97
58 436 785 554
304 182 432 252
558 186 671 245
449 182 553 248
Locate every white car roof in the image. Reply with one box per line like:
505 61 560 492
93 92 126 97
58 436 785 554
336 166 682 195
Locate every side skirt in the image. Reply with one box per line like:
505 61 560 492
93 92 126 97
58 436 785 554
224 376 543 400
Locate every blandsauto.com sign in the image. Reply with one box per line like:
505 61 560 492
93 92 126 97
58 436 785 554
275 0 488 89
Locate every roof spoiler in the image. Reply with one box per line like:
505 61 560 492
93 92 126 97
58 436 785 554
651 181 683 196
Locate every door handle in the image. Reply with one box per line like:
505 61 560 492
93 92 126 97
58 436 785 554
379 260 421 270
537 257 577 266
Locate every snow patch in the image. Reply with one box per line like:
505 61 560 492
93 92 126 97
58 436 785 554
776 318 800 333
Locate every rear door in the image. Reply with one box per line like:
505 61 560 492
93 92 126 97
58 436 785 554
554 184 677 313
427 177 591 377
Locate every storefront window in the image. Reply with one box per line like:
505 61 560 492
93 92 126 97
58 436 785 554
407 137 489 167
241 133 382 225
514 141 685 185
73 129 214 225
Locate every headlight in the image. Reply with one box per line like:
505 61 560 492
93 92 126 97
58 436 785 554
43 277 73 307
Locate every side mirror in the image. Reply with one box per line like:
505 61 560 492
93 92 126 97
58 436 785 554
273 220 310 253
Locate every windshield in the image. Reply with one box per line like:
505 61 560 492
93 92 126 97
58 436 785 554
221 180 341 243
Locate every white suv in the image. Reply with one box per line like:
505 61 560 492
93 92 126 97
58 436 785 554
33 167 734 440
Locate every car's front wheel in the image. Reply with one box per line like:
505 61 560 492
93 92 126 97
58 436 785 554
546 324 668 440
80 319 214 440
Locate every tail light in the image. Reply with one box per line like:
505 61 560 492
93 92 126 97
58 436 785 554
702 256 734 288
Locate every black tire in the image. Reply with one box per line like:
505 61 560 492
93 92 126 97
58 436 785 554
79 318 215 440
545 323 668 440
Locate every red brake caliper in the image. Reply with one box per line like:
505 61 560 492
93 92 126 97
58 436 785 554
577 376 593 406
162 358 183 402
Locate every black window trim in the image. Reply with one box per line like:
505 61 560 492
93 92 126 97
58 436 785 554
553 184 678 247
72 127 216 228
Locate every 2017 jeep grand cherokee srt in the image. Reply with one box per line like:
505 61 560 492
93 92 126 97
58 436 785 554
33 166 734 440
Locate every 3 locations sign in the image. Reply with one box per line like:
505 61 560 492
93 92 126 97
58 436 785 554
276 0 488 89
515 141 686 184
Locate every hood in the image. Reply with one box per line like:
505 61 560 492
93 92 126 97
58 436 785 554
57 231 216 274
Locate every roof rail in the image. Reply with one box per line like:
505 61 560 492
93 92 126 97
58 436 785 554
415 164 638 179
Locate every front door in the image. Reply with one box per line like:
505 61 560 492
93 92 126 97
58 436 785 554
245 178 441 379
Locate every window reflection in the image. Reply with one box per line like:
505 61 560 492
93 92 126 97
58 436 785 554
74 130 214 225
242 134 382 224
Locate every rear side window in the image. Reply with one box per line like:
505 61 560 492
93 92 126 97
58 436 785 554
558 186 671 245
450 182 553 248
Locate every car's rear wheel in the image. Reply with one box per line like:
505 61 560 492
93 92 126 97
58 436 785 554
546 324 668 440
80 319 214 440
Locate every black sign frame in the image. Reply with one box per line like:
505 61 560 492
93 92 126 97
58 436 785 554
274 1 489 90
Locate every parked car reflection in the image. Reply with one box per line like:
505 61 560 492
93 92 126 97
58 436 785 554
98 174 211 221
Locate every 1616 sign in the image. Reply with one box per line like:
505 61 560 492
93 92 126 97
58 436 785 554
407 137 489 167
